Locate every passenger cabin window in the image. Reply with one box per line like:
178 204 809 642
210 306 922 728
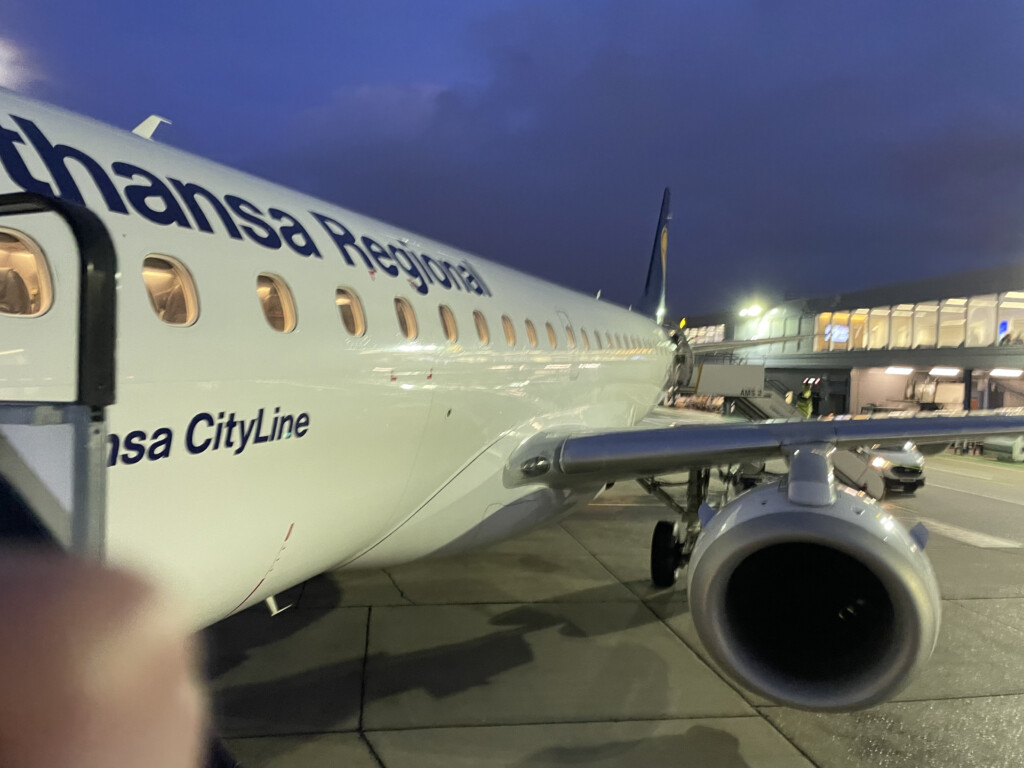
439 305 458 342
0 229 53 317
335 288 366 336
257 273 296 332
615 333 623 348
473 310 490 344
395 297 418 339
525 319 539 348
594 332 603 350
606 332 614 349
546 322 558 349
502 315 516 346
141 255 198 326
565 326 576 349
581 329 590 350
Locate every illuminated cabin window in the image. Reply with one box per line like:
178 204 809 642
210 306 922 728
439 305 458 342
594 332 602 350
565 326 576 349
395 297 418 339
545 322 558 348
257 273 296 332
142 256 198 326
335 288 366 336
0 229 53 318
473 310 490 344
525 319 539 348
580 329 590 350
501 315 516 346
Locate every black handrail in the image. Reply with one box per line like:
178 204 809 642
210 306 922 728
0 192 116 407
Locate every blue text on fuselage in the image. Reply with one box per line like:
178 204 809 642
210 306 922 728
0 114 492 298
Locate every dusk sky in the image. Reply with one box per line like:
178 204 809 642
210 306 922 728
4 1 1024 317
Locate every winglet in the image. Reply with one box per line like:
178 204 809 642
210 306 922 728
634 188 670 324
132 115 172 140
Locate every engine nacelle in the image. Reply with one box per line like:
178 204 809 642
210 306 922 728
687 480 940 711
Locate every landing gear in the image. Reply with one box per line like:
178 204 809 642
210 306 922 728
650 520 683 587
639 467 709 587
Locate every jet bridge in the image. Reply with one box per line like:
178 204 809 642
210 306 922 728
0 192 115 557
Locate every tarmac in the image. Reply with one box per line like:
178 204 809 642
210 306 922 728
206 447 1024 767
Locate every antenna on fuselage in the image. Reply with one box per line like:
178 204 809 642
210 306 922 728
132 115 172 140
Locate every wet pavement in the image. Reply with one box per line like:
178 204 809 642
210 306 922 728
207 450 1024 767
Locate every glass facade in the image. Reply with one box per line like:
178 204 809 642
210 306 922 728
688 286 1024 355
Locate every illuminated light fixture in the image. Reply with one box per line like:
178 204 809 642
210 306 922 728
929 367 960 377
885 366 914 375
678 317 687 329
990 368 1024 378
739 304 763 318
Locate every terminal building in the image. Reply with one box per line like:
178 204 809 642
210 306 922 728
683 263 1024 416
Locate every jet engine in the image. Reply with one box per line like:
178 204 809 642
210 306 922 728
687 450 940 712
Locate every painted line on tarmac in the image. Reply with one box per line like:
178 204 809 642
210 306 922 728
926 480 1024 506
890 507 1022 549
927 465 994 480
931 456 1024 477
589 502 662 508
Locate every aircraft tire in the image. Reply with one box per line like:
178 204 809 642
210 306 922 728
651 520 681 587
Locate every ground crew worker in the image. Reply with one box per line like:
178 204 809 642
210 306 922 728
796 382 813 418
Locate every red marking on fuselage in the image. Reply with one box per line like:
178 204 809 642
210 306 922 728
228 522 295 615
229 578 266 615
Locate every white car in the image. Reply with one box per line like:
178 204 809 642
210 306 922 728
858 441 926 494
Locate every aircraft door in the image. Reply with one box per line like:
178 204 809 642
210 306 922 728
0 195 114 403
557 310 580 380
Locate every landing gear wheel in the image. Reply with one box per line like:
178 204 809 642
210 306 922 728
650 520 683 587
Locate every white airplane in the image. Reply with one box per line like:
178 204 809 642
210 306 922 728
1 87 1022 713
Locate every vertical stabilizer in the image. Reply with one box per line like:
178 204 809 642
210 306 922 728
635 188 670 324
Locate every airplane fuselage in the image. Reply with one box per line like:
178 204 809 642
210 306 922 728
0 90 673 626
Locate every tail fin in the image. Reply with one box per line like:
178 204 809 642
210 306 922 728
634 187 670 324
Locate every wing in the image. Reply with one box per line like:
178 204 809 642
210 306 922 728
507 411 1024 487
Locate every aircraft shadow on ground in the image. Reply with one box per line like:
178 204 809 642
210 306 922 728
511 725 751 768
209 581 692 762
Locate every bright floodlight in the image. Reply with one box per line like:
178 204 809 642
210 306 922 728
739 303 763 318
885 366 914 375
929 367 960 377
990 368 1024 378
